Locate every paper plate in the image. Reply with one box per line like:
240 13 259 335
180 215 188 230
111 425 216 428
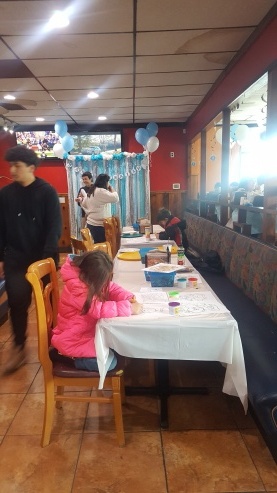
118 248 140 253
117 251 141 261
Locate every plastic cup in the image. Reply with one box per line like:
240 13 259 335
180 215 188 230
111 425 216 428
168 301 180 315
188 277 198 288
177 278 187 289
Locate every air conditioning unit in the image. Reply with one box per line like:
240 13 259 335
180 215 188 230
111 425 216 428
172 183 180 189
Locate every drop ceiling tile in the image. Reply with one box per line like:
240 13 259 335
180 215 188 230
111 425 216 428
23 58 133 77
38 75 133 90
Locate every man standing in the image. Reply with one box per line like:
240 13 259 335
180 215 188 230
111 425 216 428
76 171 93 228
0 145 62 373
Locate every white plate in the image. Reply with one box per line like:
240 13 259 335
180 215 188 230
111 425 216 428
118 248 140 253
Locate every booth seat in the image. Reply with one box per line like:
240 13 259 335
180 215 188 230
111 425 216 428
185 211 277 461
0 279 8 326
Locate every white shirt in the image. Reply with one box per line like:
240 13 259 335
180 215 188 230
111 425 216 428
81 187 119 227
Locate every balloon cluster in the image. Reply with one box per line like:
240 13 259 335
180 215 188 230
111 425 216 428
135 122 159 153
53 120 74 159
215 124 250 145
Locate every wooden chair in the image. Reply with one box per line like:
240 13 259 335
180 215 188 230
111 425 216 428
112 215 121 253
80 227 94 250
70 235 88 254
25 257 125 447
103 217 118 258
90 241 113 258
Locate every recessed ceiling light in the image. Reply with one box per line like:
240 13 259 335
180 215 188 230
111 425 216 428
98 116 107 121
36 117 45 122
47 10 69 29
87 91 99 99
4 95 15 100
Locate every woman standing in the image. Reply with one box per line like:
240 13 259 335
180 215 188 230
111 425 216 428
79 173 119 243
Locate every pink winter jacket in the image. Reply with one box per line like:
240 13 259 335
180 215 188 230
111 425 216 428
51 256 134 358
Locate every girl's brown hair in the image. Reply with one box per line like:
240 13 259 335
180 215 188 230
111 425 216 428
71 250 113 314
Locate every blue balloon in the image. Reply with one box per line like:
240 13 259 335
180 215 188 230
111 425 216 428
135 128 149 146
62 133 74 152
230 123 239 141
146 122 158 137
54 120 68 138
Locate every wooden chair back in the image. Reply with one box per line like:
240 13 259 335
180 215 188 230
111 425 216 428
70 235 88 254
112 215 121 253
90 241 113 258
103 217 117 258
80 227 94 250
26 257 125 447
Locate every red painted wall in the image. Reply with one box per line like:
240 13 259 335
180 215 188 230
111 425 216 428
0 127 187 193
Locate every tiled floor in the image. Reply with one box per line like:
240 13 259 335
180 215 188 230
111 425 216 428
1 258 277 492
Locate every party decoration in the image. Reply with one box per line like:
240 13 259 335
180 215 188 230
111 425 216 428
230 123 239 141
54 120 68 138
62 133 74 152
53 143 65 159
235 124 249 142
135 128 149 146
146 136 159 153
146 122 158 137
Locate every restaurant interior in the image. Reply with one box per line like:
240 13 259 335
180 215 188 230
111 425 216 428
1 1 277 492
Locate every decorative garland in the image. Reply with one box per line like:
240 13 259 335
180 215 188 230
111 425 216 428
67 151 147 162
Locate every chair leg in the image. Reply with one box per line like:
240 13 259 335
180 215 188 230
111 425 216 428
56 385 64 409
41 380 55 447
112 377 125 447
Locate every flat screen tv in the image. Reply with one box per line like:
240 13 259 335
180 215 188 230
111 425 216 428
15 131 122 158
15 131 60 159
71 132 122 155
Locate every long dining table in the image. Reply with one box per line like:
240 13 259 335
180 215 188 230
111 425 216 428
95 252 248 427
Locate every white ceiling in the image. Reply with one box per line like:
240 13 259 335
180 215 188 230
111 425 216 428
0 0 275 130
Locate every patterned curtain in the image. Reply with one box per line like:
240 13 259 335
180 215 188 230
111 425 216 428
65 152 150 238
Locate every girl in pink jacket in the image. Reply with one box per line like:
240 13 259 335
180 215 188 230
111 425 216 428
51 250 142 371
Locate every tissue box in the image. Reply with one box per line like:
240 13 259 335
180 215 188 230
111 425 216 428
145 250 170 267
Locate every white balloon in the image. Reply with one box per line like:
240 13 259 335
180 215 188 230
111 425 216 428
146 136 159 153
215 128 222 145
235 124 249 141
53 143 65 159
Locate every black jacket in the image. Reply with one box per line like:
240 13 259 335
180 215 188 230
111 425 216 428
0 177 62 267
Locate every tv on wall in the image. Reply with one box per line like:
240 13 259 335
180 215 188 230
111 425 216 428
15 131 122 158
15 131 60 159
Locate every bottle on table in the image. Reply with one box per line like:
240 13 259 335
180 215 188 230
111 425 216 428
177 246 185 265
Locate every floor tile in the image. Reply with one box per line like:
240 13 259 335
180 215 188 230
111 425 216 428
0 393 26 435
0 434 82 493
7 392 90 437
73 432 167 493
0 363 40 393
168 390 238 430
242 429 277 490
162 430 264 493
169 360 226 388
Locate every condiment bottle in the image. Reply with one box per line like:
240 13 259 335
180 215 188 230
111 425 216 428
177 246 185 265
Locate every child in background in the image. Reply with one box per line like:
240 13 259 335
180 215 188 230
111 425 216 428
51 250 142 371
156 207 189 251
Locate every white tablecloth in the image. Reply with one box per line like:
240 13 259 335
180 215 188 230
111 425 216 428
120 234 176 249
95 256 248 411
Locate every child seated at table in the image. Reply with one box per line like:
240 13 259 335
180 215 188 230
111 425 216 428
51 250 142 371
156 207 189 251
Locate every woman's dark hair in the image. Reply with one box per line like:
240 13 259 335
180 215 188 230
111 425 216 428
157 207 171 222
71 250 113 314
87 173 110 197
5 145 40 167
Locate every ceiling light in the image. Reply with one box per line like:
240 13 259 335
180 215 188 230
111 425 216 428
87 91 99 99
3 122 8 131
47 10 69 30
4 94 15 100
98 116 107 121
36 117 45 122
9 126 14 134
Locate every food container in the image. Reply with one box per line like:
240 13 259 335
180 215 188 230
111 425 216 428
168 301 180 315
188 277 198 288
140 247 156 265
148 270 176 287
177 277 187 288
145 250 170 268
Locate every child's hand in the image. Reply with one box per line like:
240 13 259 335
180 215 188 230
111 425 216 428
130 301 143 315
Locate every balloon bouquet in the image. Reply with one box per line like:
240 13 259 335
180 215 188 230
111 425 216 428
53 120 75 159
135 122 159 152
